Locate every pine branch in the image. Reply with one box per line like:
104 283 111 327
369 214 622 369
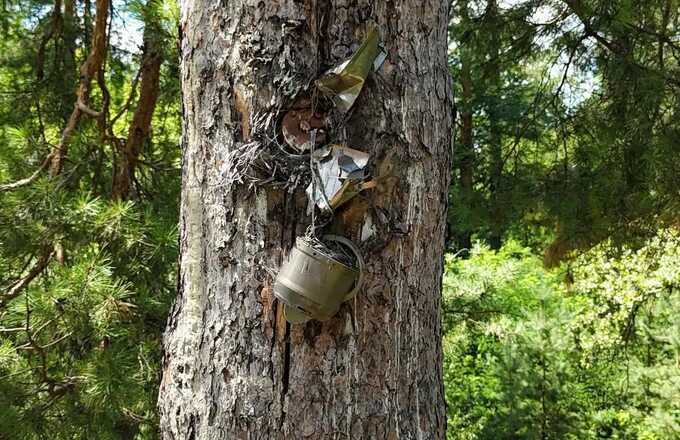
49 0 110 176
0 0 110 191
0 153 53 192
77 98 102 117
0 248 54 308
18 332 73 350
110 66 143 127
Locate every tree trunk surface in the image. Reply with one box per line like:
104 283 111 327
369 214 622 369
159 1 453 439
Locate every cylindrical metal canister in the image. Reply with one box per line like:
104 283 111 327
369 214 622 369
274 237 359 322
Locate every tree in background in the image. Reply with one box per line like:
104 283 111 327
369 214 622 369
449 0 552 254
443 1 680 437
448 0 680 263
0 0 180 437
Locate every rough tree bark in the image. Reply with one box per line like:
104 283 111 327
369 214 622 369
159 1 453 439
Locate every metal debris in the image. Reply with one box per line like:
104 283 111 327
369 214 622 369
274 234 364 323
219 109 314 191
222 25 384 210
315 27 382 112
302 234 356 268
373 46 387 71
268 27 387 324
306 144 373 212
281 98 327 152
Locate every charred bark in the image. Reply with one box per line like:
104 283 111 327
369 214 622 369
159 1 453 439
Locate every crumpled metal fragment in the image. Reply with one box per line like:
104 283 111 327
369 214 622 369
315 27 384 112
281 98 326 152
306 145 373 211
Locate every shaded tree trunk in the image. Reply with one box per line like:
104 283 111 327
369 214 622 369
485 0 504 250
159 1 453 439
456 0 474 255
36 0 62 82
61 0 78 118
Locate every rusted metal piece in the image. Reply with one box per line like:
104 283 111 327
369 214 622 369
274 235 364 323
281 98 326 152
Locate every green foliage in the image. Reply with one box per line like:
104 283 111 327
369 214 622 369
443 233 680 439
0 0 180 438
2 0 679 437
448 0 680 254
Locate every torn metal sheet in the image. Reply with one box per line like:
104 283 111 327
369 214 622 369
281 98 326 152
306 144 373 211
373 47 387 71
315 27 384 112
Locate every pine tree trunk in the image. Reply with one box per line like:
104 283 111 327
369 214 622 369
112 27 163 200
456 0 474 255
48 0 108 176
485 0 503 251
159 1 453 439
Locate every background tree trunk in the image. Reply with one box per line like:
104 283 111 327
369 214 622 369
111 28 163 200
455 0 474 255
159 1 453 439
48 0 108 176
484 0 504 250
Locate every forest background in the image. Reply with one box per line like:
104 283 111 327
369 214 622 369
0 0 678 438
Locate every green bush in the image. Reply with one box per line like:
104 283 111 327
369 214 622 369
443 233 680 439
